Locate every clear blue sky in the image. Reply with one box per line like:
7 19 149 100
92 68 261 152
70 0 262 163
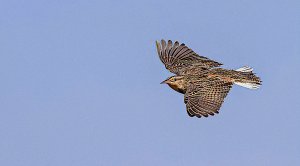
0 0 299 165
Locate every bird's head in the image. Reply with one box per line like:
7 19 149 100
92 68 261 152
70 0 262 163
160 75 184 85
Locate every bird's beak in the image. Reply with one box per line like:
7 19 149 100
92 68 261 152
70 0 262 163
160 79 168 84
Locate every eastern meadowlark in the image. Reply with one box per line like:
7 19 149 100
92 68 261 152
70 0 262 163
156 39 262 118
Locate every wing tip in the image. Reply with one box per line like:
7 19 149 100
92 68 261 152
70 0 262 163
156 39 183 46
155 40 160 47
155 40 161 54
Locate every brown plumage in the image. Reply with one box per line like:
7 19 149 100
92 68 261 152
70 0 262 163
156 39 261 118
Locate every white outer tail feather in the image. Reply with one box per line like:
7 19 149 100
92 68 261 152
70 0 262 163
234 82 260 89
236 66 253 72
234 66 260 89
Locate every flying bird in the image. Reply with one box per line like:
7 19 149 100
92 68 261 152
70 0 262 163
156 39 261 118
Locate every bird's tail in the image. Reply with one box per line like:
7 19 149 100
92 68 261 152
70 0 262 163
232 66 262 89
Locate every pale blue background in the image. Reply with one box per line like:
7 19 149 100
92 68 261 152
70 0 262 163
0 0 299 165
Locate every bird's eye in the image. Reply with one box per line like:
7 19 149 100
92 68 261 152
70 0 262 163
173 78 176 81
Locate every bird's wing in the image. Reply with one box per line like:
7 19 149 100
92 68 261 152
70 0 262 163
156 39 222 75
184 77 232 118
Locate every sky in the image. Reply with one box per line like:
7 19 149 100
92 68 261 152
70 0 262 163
0 0 299 165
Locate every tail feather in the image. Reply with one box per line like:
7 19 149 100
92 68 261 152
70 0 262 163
236 66 253 72
234 82 260 89
233 66 261 89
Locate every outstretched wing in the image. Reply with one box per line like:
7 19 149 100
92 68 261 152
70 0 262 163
184 77 233 118
156 39 222 75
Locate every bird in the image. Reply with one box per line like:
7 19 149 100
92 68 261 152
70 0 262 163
156 39 261 118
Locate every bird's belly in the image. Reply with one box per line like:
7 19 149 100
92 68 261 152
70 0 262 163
168 84 186 94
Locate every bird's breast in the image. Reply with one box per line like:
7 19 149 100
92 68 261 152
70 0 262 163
168 84 186 94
